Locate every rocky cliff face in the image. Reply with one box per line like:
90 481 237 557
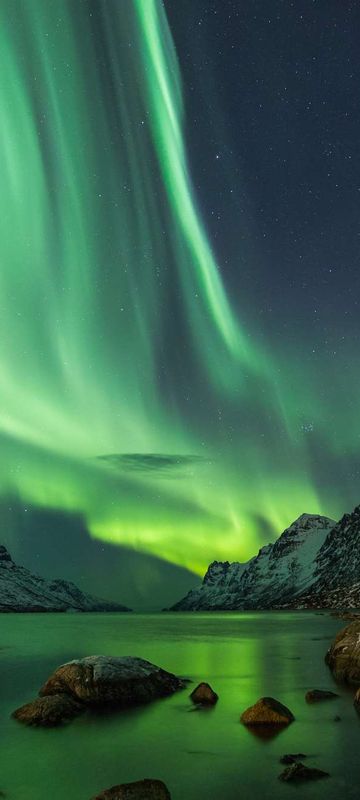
171 559 247 611
170 513 336 611
293 505 360 608
0 546 131 612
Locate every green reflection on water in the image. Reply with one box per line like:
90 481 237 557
0 613 355 800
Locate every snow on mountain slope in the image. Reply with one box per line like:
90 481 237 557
170 560 248 611
0 545 131 612
239 513 336 608
170 514 336 611
292 505 360 608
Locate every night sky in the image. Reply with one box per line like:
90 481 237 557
1 0 360 602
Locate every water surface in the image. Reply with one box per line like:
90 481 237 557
0 612 357 799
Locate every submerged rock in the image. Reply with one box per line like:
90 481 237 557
279 763 329 782
39 656 183 707
241 697 294 726
92 778 171 799
325 621 360 684
12 694 83 727
280 753 307 765
190 682 218 706
305 689 339 703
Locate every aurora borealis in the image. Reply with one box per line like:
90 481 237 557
1 0 360 586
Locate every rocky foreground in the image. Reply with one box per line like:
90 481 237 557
13 655 185 726
171 505 360 611
0 545 130 612
12 623 360 797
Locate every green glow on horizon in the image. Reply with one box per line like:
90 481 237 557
0 0 356 576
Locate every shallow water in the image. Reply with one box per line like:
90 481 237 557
0 612 358 799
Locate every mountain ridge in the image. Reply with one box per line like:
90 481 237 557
169 509 360 611
292 505 360 608
0 545 131 612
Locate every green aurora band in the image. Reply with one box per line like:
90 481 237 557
0 0 356 574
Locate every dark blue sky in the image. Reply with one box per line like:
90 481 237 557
166 0 360 352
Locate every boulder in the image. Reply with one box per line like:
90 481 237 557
353 689 360 711
92 779 171 799
305 689 339 703
325 621 360 684
39 656 183 707
190 683 218 706
241 697 294 726
279 763 329 782
12 694 83 727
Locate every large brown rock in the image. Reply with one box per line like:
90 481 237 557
12 694 84 727
190 682 218 706
40 656 183 707
241 696 294 726
325 621 360 684
92 779 171 799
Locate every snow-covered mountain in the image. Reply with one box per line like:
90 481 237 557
170 513 336 611
0 545 131 612
294 505 360 608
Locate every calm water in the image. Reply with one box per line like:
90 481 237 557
0 612 358 800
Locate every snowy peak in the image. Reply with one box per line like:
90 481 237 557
0 545 13 563
295 505 360 607
170 513 336 611
203 561 231 586
277 513 335 539
292 512 332 527
270 514 335 558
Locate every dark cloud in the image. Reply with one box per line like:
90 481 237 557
0 498 200 611
96 452 210 477
247 513 278 549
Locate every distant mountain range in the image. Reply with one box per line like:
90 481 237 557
0 545 130 612
0 500 200 611
170 506 360 611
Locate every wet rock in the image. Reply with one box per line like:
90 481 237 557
190 682 218 706
92 778 171 799
241 697 294 726
325 621 360 684
40 656 184 707
305 689 339 703
280 753 307 765
279 763 329 782
353 689 360 712
12 694 84 727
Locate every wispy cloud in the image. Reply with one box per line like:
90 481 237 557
96 453 210 478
